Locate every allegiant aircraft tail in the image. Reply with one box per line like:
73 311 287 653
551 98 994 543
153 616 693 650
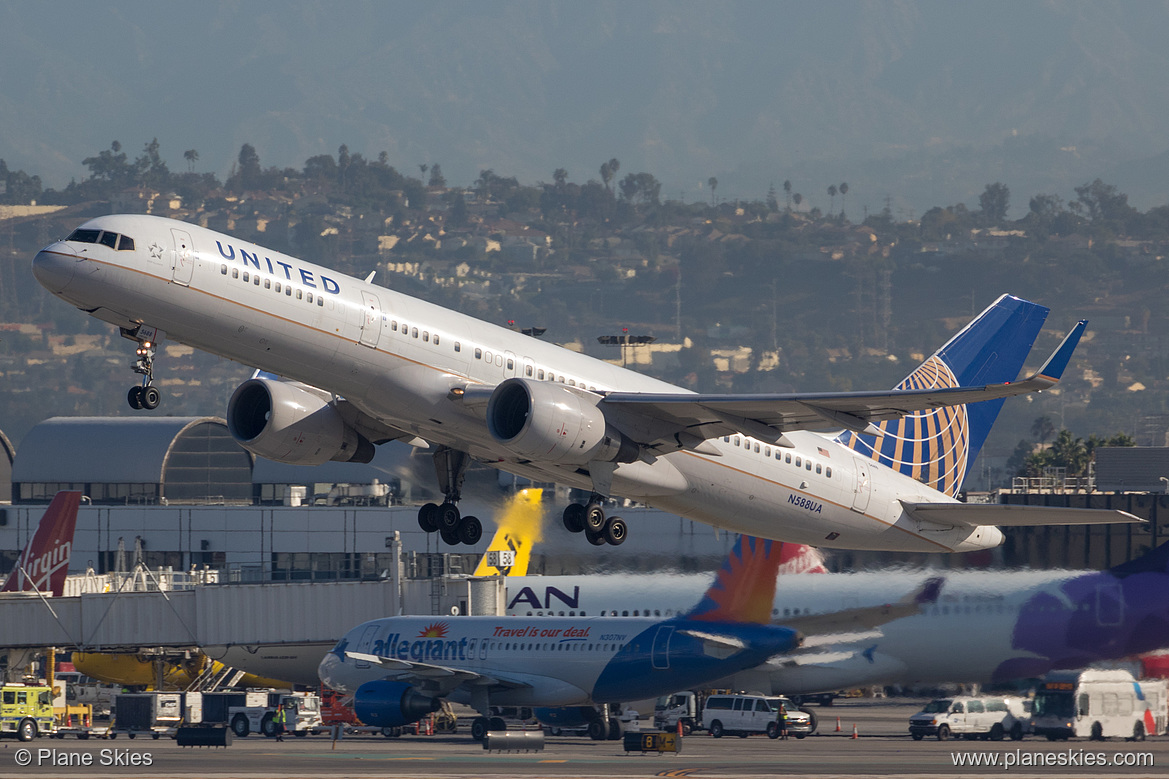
1 491 82 596
836 294 1050 496
686 535 784 625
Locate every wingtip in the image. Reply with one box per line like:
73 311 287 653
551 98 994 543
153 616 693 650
1033 319 1087 383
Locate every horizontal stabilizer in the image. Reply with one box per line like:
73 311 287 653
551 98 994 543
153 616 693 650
900 501 1144 528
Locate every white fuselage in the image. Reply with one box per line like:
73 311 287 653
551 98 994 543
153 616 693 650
501 568 1085 695
34 214 1000 553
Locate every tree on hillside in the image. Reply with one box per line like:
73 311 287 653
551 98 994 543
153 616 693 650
792 192 802 211
839 182 849 218
978 182 1010 224
600 158 619 191
783 179 792 210
183 149 199 172
708 177 718 205
828 184 837 215
227 143 263 192
619 172 662 207
82 141 135 188
428 164 446 188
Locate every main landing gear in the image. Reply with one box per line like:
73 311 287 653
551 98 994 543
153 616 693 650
416 446 483 546
562 496 627 546
122 326 161 410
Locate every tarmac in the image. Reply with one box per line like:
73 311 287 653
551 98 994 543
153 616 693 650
0 700 1164 778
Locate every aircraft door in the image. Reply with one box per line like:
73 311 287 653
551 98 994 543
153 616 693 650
359 291 382 348
651 625 673 670
850 457 872 513
353 624 380 669
171 229 195 286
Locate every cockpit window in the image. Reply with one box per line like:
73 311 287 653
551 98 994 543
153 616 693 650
66 228 135 251
67 229 101 243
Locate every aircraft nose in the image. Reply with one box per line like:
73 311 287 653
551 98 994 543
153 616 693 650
32 245 77 294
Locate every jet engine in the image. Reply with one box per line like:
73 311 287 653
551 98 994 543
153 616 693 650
227 377 374 465
353 680 441 727
486 378 638 465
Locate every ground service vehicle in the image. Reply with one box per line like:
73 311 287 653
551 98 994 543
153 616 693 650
1032 670 1166 741
215 691 322 738
701 694 812 739
1 684 56 741
909 695 1029 741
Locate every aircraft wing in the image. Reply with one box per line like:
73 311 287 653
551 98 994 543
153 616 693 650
344 652 529 690
778 576 945 637
899 502 1145 528
599 321 1085 449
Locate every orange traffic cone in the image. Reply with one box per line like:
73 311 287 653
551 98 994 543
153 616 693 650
851 723 859 739
677 719 684 738
834 717 841 732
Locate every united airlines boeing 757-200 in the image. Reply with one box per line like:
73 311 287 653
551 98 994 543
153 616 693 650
32 215 1138 552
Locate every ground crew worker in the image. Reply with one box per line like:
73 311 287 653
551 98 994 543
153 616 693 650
777 702 789 740
274 705 286 741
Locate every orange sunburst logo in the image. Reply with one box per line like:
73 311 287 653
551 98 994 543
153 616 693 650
417 622 449 638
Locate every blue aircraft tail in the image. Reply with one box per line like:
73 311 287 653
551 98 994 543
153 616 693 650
835 294 1049 496
1108 539 1169 578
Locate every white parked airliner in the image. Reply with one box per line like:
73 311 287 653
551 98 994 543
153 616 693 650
32 215 1136 552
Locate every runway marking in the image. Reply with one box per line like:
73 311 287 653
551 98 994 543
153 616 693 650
656 769 702 777
538 759 568 762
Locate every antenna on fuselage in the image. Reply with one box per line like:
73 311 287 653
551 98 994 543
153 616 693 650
364 271 376 283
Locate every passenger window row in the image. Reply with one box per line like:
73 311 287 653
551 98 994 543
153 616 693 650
722 435 832 478
221 264 326 307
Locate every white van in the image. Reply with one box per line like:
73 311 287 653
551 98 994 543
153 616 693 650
702 694 812 739
909 695 1029 741
1032 670 1167 741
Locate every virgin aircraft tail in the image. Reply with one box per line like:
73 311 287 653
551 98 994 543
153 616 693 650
835 294 1049 496
1 491 82 596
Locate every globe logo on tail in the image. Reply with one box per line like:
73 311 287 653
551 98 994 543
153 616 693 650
838 356 970 497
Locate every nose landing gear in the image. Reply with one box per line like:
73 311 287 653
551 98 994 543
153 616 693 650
122 325 163 410
562 497 627 545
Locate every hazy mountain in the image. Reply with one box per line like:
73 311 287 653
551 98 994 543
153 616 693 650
4 1 1169 215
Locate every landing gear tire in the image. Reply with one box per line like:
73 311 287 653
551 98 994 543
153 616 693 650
603 517 627 545
471 717 489 741
438 502 461 530
440 525 460 545
562 503 586 533
128 386 144 409
488 716 506 732
585 527 606 546
584 502 606 532
587 719 609 741
141 385 161 409
606 717 623 740
457 515 482 545
418 503 440 533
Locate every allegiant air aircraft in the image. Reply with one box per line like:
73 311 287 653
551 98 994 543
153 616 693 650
504 535 1169 697
33 215 1136 551
318 535 928 740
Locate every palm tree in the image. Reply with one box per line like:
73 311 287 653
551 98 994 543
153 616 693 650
183 149 199 173
839 182 849 218
792 192 803 211
708 177 718 205
827 184 837 215
783 179 792 210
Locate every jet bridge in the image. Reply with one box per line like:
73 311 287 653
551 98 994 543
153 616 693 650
0 575 504 652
